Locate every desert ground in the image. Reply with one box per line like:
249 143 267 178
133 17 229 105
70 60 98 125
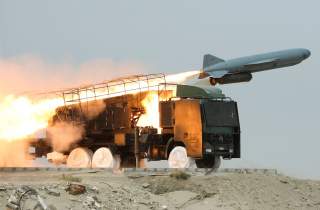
0 168 320 210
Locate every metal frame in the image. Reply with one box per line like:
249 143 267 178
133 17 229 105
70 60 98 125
61 74 166 105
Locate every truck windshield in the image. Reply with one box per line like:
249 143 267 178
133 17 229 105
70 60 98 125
203 101 239 127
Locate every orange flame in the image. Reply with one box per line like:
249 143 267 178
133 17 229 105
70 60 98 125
137 90 174 133
137 92 160 131
0 95 63 142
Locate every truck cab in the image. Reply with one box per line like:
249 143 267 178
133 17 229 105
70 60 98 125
160 85 241 168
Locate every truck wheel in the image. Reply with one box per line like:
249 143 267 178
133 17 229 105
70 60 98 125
195 156 221 169
66 147 93 168
92 147 115 168
168 146 190 168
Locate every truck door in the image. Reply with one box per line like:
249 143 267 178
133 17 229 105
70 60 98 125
174 99 202 158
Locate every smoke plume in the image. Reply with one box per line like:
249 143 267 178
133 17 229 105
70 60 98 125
0 55 146 166
0 141 32 167
47 122 84 153
84 100 107 120
0 55 146 98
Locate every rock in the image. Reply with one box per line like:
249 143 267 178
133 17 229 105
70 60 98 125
66 184 86 195
127 174 144 179
45 188 60 196
89 186 99 193
69 197 81 202
280 180 289 184
0 186 6 191
83 195 102 209
161 205 168 209
142 183 150 188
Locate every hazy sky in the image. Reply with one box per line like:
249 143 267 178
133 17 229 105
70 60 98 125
0 1 319 179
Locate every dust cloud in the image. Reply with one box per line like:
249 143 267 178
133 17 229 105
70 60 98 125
0 141 32 167
84 100 107 120
47 122 84 153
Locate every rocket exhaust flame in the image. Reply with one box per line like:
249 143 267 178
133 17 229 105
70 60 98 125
137 91 161 131
0 95 64 142
166 70 200 84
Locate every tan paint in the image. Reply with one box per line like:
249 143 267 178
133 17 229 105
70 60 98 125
114 133 126 146
174 99 202 158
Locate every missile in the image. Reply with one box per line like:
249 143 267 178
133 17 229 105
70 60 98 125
198 48 311 85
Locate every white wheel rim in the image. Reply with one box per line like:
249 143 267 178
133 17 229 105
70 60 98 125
92 147 114 168
168 146 190 168
66 148 93 168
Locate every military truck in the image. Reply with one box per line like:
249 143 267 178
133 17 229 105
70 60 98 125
31 74 240 168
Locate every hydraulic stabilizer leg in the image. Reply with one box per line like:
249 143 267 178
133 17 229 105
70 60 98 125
134 127 140 168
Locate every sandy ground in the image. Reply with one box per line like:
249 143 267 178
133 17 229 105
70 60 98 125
0 169 320 210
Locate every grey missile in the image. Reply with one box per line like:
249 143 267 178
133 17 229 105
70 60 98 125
199 48 311 85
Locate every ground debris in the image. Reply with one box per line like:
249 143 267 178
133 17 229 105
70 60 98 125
161 204 168 209
7 186 37 209
88 185 99 193
196 190 217 200
82 195 102 209
280 180 289 184
45 187 60 197
142 183 150 188
127 174 144 179
6 186 51 210
66 183 86 195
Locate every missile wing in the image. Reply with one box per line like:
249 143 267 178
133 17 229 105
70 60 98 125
200 48 311 85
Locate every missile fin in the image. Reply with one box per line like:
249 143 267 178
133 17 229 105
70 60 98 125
203 54 224 69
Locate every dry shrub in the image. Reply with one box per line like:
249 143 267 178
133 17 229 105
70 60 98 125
170 170 191 180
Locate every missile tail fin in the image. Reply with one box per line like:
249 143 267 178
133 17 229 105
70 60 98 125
203 54 224 69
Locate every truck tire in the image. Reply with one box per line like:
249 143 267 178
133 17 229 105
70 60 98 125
92 147 115 168
195 156 221 169
168 146 190 168
66 147 93 168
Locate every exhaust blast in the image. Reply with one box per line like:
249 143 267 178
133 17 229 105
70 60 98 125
0 140 32 167
47 122 84 153
0 56 146 166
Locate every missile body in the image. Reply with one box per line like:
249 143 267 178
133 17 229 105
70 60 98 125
199 48 310 85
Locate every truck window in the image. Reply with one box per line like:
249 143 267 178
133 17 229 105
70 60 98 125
203 101 239 127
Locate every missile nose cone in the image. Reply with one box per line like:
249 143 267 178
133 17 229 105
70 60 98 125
305 49 311 58
303 49 311 59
